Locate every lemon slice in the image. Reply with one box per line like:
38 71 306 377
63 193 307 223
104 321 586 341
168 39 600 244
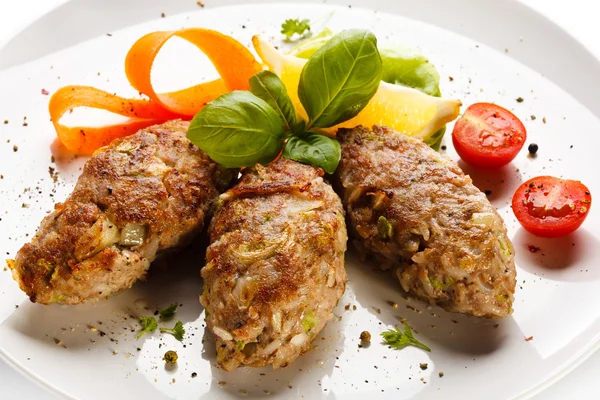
252 35 461 139
253 35 308 122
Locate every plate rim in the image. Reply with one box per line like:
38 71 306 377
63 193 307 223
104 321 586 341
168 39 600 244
1 1 600 399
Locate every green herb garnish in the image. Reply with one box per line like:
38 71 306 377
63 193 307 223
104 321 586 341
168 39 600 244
160 321 185 341
159 303 178 320
249 70 297 134
381 323 431 352
281 18 311 41
187 90 285 168
283 133 340 174
137 316 158 339
290 33 448 150
187 29 381 174
298 29 382 129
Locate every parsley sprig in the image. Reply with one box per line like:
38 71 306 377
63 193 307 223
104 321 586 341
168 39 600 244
159 303 178 320
136 304 185 340
137 316 158 339
281 18 311 41
381 323 431 352
160 321 185 341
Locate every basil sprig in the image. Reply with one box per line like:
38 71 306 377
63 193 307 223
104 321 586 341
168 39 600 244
299 29 382 130
249 71 297 134
187 29 382 173
187 90 284 168
291 32 448 151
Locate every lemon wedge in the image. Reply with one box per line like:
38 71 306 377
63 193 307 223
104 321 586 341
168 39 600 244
252 35 461 139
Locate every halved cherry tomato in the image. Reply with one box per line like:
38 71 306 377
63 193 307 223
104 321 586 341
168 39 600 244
512 176 592 238
452 102 526 168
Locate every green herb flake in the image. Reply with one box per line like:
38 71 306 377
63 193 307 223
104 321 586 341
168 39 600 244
377 216 393 240
160 321 185 341
159 303 178 320
137 316 158 340
301 310 318 333
281 18 311 40
381 323 431 352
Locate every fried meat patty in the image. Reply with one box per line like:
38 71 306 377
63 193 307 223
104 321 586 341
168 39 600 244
201 158 347 371
12 120 233 304
336 125 516 318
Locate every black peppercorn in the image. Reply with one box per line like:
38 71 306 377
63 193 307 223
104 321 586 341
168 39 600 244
528 143 538 155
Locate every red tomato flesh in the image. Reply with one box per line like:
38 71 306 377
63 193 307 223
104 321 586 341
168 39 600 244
452 102 526 168
512 176 592 238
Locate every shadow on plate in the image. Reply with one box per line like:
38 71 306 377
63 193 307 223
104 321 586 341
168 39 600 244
513 227 600 282
347 249 509 357
1 234 207 353
458 160 522 207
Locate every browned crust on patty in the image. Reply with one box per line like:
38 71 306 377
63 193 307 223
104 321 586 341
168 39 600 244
201 158 347 370
12 120 233 304
336 125 516 318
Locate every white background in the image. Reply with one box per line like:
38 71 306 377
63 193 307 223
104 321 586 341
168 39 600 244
0 0 598 398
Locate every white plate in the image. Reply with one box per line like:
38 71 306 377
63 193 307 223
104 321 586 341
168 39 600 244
1 1 600 399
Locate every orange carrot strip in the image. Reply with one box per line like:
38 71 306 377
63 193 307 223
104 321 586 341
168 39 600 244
49 86 178 154
49 28 261 154
125 28 261 115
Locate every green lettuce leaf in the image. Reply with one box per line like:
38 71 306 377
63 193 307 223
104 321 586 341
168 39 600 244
379 46 440 97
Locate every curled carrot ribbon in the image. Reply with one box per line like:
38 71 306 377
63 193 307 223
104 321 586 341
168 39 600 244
49 28 261 154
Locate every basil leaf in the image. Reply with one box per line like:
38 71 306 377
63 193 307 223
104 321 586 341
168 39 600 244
187 91 284 168
292 120 306 136
283 133 341 174
295 42 441 97
380 46 441 97
298 29 382 129
293 36 449 150
249 71 296 132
